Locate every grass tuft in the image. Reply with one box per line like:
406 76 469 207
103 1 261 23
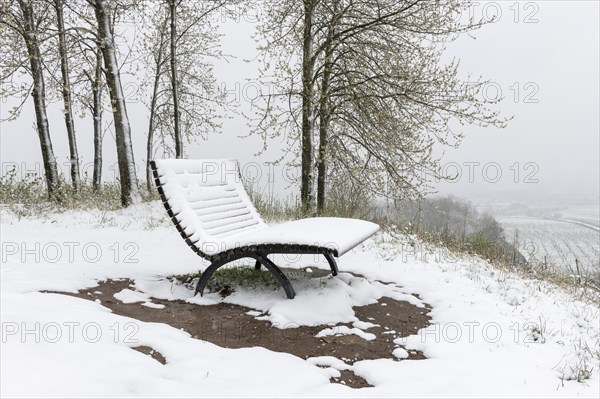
0 170 159 217
170 266 281 297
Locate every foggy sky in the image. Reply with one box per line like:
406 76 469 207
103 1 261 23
1 0 598 207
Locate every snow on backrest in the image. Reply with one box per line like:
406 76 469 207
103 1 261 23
153 159 267 256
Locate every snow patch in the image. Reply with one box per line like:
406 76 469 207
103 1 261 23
316 326 377 341
141 301 165 309
113 289 150 304
392 347 409 359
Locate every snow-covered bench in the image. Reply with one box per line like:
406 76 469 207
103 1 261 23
150 159 380 299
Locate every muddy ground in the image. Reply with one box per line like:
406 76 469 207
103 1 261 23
53 271 431 388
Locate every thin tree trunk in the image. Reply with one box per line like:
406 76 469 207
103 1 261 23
54 0 80 191
316 0 341 215
92 47 103 191
146 73 160 192
147 20 167 192
168 0 183 158
300 0 315 213
316 41 333 215
91 0 139 206
18 0 60 199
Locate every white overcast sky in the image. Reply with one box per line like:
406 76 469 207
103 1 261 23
1 0 598 206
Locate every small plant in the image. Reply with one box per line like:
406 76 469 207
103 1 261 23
246 185 302 222
526 317 547 344
0 170 161 217
144 215 168 229
557 340 597 383
0 169 48 217
170 266 282 297
566 358 594 382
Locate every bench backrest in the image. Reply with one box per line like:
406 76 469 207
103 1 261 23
151 159 267 259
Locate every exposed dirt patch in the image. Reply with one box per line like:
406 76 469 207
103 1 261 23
53 273 431 389
331 369 371 389
132 345 166 365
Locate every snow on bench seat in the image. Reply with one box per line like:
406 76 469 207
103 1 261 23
217 217 379 257
152 158 379 259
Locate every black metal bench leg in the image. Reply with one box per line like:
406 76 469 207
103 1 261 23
250 253 296 299
324 252 338 276
196 253 295 299
195 257 236 296
254 260 261 270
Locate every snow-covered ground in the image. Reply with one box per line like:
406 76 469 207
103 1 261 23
558 206 600 228
1 203 599 398
499 216 600 276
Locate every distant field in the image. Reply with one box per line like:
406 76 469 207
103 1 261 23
558 205 600 228
499 217 600 277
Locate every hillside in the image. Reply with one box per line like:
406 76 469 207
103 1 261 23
1 204 598 397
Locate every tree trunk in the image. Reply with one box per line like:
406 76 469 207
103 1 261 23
316 42 333 215
92 47 103 191
146 71 160 192
18 0 60 199
300 0 315 213
147 22 167 192
54 0 80 191
91 0 139 206
168 0 183 158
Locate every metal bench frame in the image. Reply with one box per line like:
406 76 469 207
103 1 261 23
151 160 338 299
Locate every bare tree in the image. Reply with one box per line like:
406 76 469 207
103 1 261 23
299 0 318 213
79 47 105 191
62 0 116 192
142 4 169 191
251 0 314 212
253 0 509 214
53 0 81 191
0 0 60 199
87 0 139 206
315 0 340 214
318 1 509 210
167 0 182 158
142 0 231 189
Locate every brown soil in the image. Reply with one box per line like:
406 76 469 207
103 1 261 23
53 273 431 389
132 345 166 365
